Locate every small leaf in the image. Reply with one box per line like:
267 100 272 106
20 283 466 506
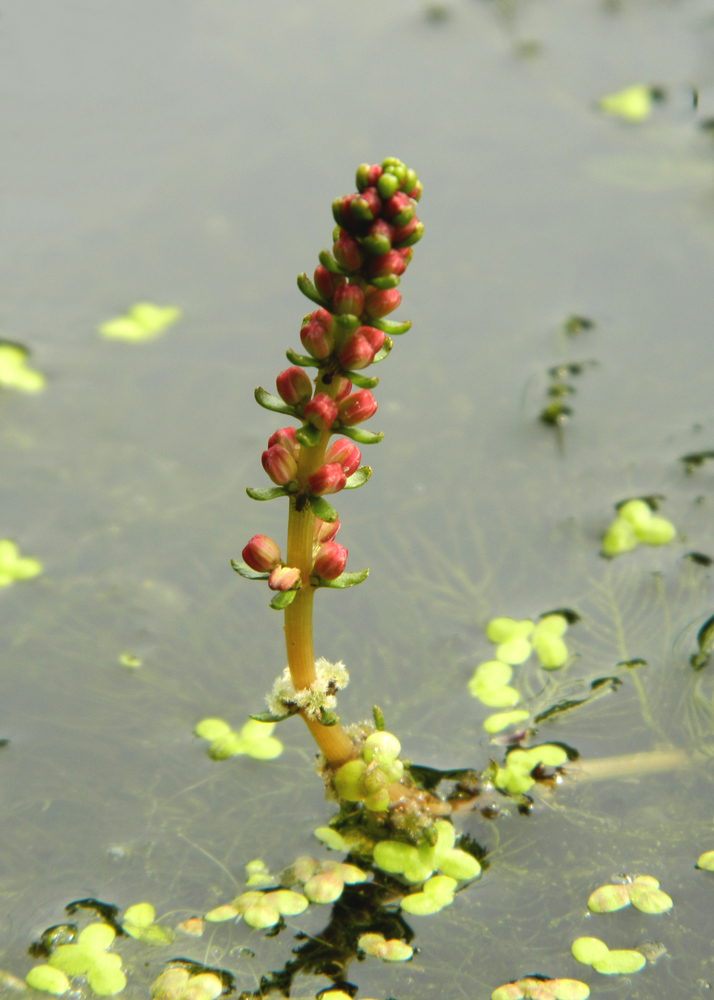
696 849 714 871
483 710 530 734
371 338 393 363
297 272 327 307
97 304 180 342
338 425 384 444
343 370 379 389
598 84 655 122
122 903 155 928
295 424 321 447
370 316 412 335
285 348 320 368
317 569 369 589
344 466 372 489
204 905 239 923
77 923 115 951
0 342 45 392
254 387 296 416
571 936 609 965
308 495 338 522
26 966 70 995
230 560 270 581
629 880 673 914
48 945 95 976
249 710 294 723
245 486 289 501
86 959 126 996
269 589 297 610
208 732 244 759
318 249 347 274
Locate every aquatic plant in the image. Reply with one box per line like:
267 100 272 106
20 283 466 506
232 158 427 815
97 303 181 341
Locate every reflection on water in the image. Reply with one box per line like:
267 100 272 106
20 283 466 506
1 1 714 997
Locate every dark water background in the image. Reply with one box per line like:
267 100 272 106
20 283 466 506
2 1 714 997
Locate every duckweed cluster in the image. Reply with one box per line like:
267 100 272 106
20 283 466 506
587 874 673 914
571 936 646 975
0 341 45 392
121 903 174 946
151 967 224 1000
601 498 676 557
26 922 125 997
283 855 368 904
332 730 405 811
494 744 568 796
357 932 413 962
205 889 308 929
194 717 283 761
491 976 589 1000
97 303 181 342
469 614 575 732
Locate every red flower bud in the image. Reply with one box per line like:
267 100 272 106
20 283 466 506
356 163 383 190
307 463 347 496
368 250 407 279
359 325 386 355
383 192 415 226
333 376 352 401
333 235 364 272
242 534 282 573
325 438 361 477
314 264 345 301
351 186 381 222
365 287 401 320
332 193 359 231
313 541 348 581
300 309 334 359
313 517 340 544
397 246 414 266
268 565 301 591
261 444 298 485
332 284 365 317
303 393 338 431
360 219 393 256
337 330 374 370
268 426 300 461
338 389 377 426
391 216 421 244
276 366 313 407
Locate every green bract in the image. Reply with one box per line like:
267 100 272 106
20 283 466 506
468 660 520 707
0 539 42 587
357 932 413 962
697 849 714 871
491 977 589 1000
373 820 480 886
587 875 672 914
495 744 568 796
598 83 654 122
194 717 282 761
0 342 45 392
401 874 457 915
97 303 181 342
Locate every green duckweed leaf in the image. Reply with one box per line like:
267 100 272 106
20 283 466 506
629 876 673 914
97 303 181 342
77 923 115 952
483 709 530 734
358 932 413 962
86 958 126 996
592 949 646 975
48 945 95 976
0 539 43 586
587 882 631 912
207 732 244 760
598 84 654 122
401 874 457 915
496 637 533 664
122 903 154 928
437 848 481 881
118 652 142 669
486 617 534 643
0 342 45 392
571 936 609 965
150 967 190 999
553 982 590 1000
601 516 638 557
492 979 590 1000
532 614 569 668
204 905 239 923
194 718 232 741
468 660 520 707
697 849 714 871
304 871 344 904
26 965 70 995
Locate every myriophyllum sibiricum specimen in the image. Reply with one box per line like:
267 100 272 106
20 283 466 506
232 158 424 770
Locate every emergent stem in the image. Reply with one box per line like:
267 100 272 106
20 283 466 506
283 370 357 767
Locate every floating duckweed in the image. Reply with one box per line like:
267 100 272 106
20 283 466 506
587 875 672 914
495 744 568 795
121 902 174 945
224 888 308 929
597 83 655 122
331 729 405 811
492 976 590 999
194 717 283 761
468 660 520 707
697 850 714 871
0 540 42 587
151 967 223 1000
373 820 480 887
245 859 275 888
602 499 676 557
571 937 609 965
45 922 125 996
118 653 142 669
97 303 181 342
532 615 569 669
26 965 70 995
485 617 534 664
0 341 45 392
176 917 204 937
401 874 457 915
296 858 367 904
357 932 413 962
571 935 645 974
483 709 530 734
313 825 374 856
